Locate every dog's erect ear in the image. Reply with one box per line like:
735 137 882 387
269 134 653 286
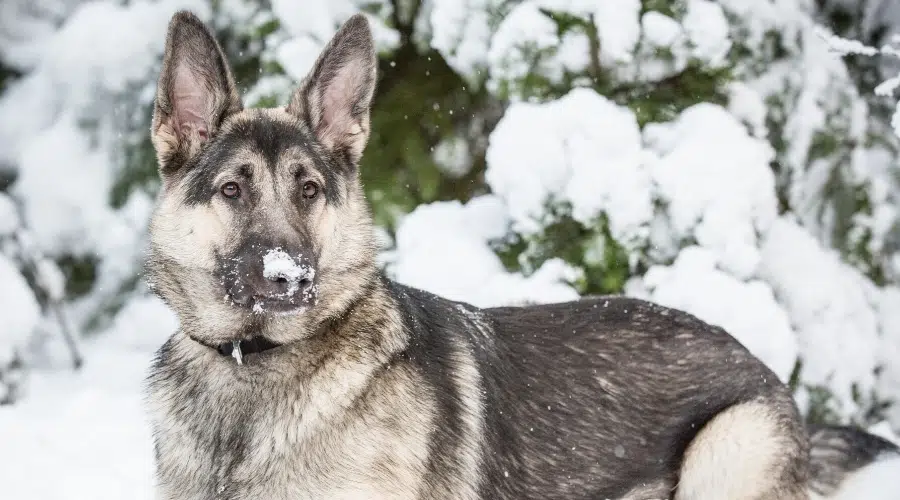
286 14 377 164
152 11 242 181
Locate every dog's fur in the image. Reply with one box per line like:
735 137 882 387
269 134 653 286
145 11 900 500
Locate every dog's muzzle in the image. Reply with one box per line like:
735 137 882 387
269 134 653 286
221 247 319 314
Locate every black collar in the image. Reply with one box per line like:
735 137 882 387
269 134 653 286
191 336 282 358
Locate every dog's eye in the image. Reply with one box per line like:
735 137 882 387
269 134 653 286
302 181 318 199
221 182 241 199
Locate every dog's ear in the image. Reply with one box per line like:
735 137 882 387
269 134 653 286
286 14 377 164
152 11 242 182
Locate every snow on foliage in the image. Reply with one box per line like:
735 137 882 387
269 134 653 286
486 88 652 244
0 254 40 366
761 217 882 417
385 195 580 307
643 103 778 279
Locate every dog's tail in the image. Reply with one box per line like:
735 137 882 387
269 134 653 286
808 424 900 499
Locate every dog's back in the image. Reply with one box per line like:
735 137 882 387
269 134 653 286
392 282 900 499
392 283 809 498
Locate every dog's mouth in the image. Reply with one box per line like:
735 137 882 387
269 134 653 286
221 248 320 315
248 295 314 315
215 336 282 364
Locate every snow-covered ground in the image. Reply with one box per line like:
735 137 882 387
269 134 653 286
0 296 174 499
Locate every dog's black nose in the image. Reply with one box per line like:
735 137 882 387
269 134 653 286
260 274 313 297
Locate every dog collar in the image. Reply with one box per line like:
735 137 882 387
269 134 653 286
190 335 282 364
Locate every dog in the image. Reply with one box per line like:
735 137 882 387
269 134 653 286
144 11 900 500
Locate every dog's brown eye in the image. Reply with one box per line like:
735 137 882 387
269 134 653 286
221 182 240 199
302 181 318 199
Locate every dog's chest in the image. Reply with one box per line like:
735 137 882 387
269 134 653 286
151 364 434 500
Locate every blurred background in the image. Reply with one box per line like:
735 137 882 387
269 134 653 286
2 0 900 497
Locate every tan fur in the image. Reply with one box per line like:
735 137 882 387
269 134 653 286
148 285 440 500
676 400 808 500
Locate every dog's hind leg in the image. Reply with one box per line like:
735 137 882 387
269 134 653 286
674 397 810 500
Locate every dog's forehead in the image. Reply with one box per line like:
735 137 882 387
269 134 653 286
216 109 319 170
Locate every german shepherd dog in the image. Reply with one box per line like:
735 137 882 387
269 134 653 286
145 11 900 500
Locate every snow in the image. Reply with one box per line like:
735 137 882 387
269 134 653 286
627 246 799 382
385 196 579 308
824 455 900 500
428 0 496 81
727 82 769 139
814 26 879 56
0 254 41 366
642 12 683 49
270 0 399 80
12 114 114 256
486 2 561 93
484 0 642 93
35 258 66 302
644 103 778 279
262 248 315 285
875 288 900 426
432 135 472 178
0 294 174 498
682 0 732 67
486 88 653 248
760 217 881 419
0 193 19 236
0 342 159 500
580 0 641 65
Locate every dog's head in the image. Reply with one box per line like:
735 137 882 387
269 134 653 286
146 11 378 345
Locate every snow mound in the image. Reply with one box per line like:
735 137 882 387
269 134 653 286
0 255 41 366
486 88 652 248
824 455 900 500
386 195 579 308
627 246 798 382
644 103 778 280
760 217 880 419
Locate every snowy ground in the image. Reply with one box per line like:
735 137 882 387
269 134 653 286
0 343 158 500
0 296 176 499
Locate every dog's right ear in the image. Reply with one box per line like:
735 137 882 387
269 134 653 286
152 11 242 184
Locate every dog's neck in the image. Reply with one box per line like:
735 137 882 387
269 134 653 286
181 269 405 367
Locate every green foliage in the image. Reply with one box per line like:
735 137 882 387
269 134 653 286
642 0 687 19
363 48 495 228
791 359 894 427
495 202 633 295
0 61 20 94
111 108 159 209
804 384 844 426
55 254 99 300
487 7 734 292
614 62 732 127
511 9 733 127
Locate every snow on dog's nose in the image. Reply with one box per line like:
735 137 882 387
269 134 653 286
261 248 316 300
221 242 319 314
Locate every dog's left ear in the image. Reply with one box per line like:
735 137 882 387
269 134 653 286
152 11 243 182
287 15 377 164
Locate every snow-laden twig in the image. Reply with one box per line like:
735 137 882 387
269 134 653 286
815 26 900 140
13 229 83 370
